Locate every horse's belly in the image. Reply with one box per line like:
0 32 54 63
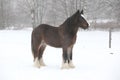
44 35 62 48
43 28 62 47
46 39 62 48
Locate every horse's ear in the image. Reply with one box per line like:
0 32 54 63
76 10 80 14
80 10 84 14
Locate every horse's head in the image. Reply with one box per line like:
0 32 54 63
60 10 89 30
74 10 89 29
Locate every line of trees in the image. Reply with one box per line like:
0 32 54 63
0 0 120 29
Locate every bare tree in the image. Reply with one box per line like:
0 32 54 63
0 0 5 29
45 0 87 26
113 0 120 21
0 0 119 30
48 0 58 26
0 0 12 29
17 0 47 28
59 0 82 18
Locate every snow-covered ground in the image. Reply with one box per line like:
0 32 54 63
0 30 120 80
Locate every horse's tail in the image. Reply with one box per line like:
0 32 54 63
31 31 35 61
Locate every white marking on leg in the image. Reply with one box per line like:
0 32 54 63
67 47 72 56
67 46 75 68
41 40 47 47
36 40 46 68
38 40 46 50
69 60 75 68
67 46 72 61
61 46 73 69
34 57 41 68
39 58 46 66
61 60 69 69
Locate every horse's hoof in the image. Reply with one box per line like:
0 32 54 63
41 63 46 66
61 63 69 69
34 57 41 68
69 62 75 68
34 63 41 68
39 58 46 66
69 65 75 68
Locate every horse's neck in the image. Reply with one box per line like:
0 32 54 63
68 25 79 35
59 17 79 36
59 24 79 36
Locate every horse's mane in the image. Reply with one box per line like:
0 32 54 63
61 10 79 26
60 10 80 33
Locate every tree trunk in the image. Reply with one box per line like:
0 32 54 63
0 0 5 29
31 9 36 29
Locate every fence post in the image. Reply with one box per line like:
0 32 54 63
109 28 112 48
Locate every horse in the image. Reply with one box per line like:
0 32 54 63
31 10 89 69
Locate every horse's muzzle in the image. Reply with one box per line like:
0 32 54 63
83 23 89 29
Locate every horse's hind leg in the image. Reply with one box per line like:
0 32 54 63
32 32 43 68
38 42 46 66
32 41 41 68
34 41 46 68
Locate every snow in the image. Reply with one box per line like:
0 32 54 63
0 30 120 80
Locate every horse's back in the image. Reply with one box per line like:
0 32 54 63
32 24 52 36
32 24 48 32
33 24 58 32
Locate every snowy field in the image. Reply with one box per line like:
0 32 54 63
0 30 120 80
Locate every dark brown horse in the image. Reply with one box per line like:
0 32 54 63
31 10 89 69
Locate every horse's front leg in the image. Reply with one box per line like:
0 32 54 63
61 46 75 69
61 48 69 69
68 46 75 68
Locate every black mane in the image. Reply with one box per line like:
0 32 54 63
60 10 80 34
61 10 79 27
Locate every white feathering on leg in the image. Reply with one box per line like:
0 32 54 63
39 58 46 66
61 60 69 69
69 60 75 68
34 57 41 68
61 63 69 69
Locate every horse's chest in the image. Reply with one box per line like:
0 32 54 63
62 35 76 47
70 35 76 44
